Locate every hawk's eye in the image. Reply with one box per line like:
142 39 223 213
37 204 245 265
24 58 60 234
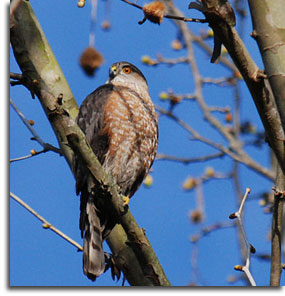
122 67 132 74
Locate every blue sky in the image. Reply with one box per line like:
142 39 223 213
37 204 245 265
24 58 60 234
9 0 282 287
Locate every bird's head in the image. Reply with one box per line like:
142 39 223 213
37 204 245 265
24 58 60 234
106 61 148 87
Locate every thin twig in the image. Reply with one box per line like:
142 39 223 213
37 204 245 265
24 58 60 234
10 149 51 163
120 0 207 23
89 0 98 47
156 152 225 164
232 161 250 285
10 98 61 154
235 188 251 218
10 192 83 251
208 106 231 113
144 55 189 66
190 221 235 243
189 243 199 285
229 187 257 286
10 154 34 163
202 77 237 87
156 104 274 181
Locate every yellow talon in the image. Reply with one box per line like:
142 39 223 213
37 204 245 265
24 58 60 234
122 196 130 206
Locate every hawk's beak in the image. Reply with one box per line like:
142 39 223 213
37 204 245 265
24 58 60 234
106 65 117 83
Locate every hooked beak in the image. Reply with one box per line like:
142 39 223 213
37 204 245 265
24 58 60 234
106 65 117 83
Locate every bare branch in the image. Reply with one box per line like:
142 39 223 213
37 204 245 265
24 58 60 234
120 0 207 24
89 0 98 47
208 106 231 113
142 54 189 66
10 191 83 251
190 221 235 243
270 166 285 286
10 98 61 155
10 149 47 163
156 105 274 180
235 187 251 218
192 0 285 173
156 152 225 164
229 188 257 286
202 77 237 87
10 154 34 163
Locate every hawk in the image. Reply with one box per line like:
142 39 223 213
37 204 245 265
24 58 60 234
74 61 158 281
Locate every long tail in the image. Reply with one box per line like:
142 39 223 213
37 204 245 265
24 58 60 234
82 197 105 281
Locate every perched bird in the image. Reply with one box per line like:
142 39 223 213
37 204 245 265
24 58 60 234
73 61 158 281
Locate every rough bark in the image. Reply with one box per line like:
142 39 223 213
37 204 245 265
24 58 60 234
247 0 285 286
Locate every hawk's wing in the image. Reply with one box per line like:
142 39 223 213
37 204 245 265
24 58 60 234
74 84 114 195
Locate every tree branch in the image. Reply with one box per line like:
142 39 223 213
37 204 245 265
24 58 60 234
10 191 83 251
229 188 257 286
247 2 285 285
10 149 51 163
66 127 170 286
270 166 285 286
120 0 207 24
248 0 285 135
156 152 225 164
148 1 275 182
10 97 61 155
10 0 23 17
156 105 274 180
188 0 285 174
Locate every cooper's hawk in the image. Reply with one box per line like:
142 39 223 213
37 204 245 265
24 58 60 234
74 61 158 281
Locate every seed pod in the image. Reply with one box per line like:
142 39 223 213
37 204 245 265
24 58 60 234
140 1 166 25
79 47 103 77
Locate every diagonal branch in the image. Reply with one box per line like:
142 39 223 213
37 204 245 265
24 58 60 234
156 0 283 175
156 151 225 164
10 97 61 155
66 116 170 286
188 0 285 174
10 191 83 251
10 149 51 163
156 105 274 180
120 0 207 23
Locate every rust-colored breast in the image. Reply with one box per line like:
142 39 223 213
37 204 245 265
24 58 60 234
102 86 158 197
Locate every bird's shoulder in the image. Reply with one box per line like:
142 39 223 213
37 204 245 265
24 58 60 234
76 84 115 128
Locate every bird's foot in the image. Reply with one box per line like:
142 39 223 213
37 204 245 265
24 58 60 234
122 195 130 206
